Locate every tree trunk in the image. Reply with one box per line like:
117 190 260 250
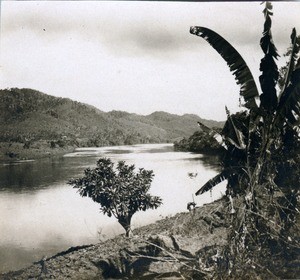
125 227 132 238
118 215 133 237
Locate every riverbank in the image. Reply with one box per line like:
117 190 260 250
0 141 75 162
0 199 230 279
2 197 300 279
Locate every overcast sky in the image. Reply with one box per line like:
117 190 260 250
1 1 300 121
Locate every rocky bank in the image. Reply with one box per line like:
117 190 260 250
0 199 229 280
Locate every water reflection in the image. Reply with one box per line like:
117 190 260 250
197 154 223 172
0 157 93 193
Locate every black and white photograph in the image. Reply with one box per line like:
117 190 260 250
0 1 300 279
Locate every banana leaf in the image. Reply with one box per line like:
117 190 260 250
259 2 280 113
190 26 259 111
275 67 300 127
278 28 299 99
195 167 240 195
197 121 227 149
225 106 246 150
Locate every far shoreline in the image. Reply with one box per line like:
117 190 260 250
0 141 76 163
0 142 177 163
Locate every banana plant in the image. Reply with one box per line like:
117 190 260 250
192 2 300 196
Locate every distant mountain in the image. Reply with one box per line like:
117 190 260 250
0 88 224 159
146 111 223 141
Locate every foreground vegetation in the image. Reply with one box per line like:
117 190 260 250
68 158 162 237
190 1 300 278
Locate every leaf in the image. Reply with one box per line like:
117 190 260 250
197 121 211 134
278 28 299 100
197 121 227 149
275 66 300 127
259 2 279 113
195 168 240 195
275 40 300 127
225 106 246 150
190 26 259 110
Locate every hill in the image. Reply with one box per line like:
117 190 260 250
0 88 224 160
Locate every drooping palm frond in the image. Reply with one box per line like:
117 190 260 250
190 26 259 111
195 167 240 195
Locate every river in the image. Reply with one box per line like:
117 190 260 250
0 143 226 273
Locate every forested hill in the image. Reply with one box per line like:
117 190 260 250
0 88 223 155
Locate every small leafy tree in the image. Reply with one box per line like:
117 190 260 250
68 158 162 237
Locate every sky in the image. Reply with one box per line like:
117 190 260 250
1 1 300 121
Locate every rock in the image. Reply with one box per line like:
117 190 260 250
148 234 177 250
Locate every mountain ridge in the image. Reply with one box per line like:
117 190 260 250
0 88 224 160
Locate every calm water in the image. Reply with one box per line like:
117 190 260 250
0 143 226 273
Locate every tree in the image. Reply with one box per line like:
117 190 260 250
174 128 222 153
191 2 300 278
68 158 162 237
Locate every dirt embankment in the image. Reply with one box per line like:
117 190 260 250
0 199 229 280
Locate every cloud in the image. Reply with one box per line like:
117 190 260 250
1 1 300 121
2 4 188 59
1 1 268 59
